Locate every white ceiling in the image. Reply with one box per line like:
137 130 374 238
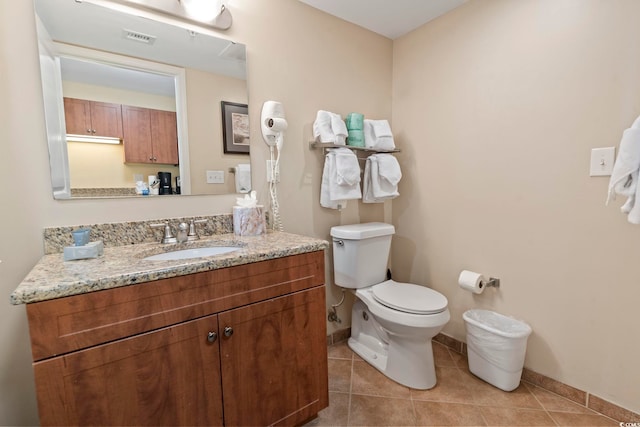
34 0 246 95
299 0 467 39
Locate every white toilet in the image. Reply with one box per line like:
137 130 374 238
330 222 450 390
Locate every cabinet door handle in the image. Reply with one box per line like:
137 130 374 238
91 129 96 134
207 331 218 343
223 326 233 337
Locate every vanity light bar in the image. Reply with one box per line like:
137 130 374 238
66 135 121 144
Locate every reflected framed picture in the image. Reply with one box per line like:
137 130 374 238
221 101 250 154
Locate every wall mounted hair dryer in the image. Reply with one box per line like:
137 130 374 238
261 101 287 231
261 101 288 149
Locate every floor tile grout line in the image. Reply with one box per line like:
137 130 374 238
526 382 560 426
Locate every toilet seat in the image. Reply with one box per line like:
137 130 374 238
371 280 448 315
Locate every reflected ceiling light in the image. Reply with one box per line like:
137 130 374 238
67 135 121 144
113 0 232 30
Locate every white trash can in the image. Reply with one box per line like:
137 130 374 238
463 309 532 391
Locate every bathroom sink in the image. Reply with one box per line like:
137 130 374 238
143 246 241 261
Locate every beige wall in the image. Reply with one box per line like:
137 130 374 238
392 0 640 414
0 0 391 424
186 68 249 194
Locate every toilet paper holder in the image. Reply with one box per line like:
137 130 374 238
480 277 501 290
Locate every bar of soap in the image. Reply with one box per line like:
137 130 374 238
63 241 104 261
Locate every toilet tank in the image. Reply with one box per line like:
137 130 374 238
330 222 395 289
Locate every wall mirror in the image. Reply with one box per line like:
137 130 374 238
34 0 250 199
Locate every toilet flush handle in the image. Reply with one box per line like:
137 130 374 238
334 239 344 246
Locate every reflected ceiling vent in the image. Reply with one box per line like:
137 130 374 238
122 29 157 45
219 42 245 61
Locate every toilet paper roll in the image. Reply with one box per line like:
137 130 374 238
265 117 288 132
458 270 485 294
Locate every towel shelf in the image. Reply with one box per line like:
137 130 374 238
309 141 400 154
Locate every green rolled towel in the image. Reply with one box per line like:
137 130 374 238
346 112 364 130
347 130 365 147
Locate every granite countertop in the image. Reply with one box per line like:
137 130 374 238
10 231 328 305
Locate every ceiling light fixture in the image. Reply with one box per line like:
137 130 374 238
112 0 232 30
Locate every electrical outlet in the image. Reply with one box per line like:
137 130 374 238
266 160 280 183
206 170 224 184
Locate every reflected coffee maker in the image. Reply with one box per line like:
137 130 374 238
158 172 172 195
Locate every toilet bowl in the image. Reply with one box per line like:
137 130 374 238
330 223 450 390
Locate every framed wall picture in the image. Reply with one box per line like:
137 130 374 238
221 101 250 154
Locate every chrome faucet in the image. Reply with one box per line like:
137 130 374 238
187 219 207 241
150 219 208 244
176 222 188 243
149 221 177 244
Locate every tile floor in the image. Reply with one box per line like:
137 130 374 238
307 340 619 426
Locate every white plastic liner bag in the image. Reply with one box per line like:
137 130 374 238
463 309 532 374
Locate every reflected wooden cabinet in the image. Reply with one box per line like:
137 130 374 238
122 105 178 164
63 97 123 139
27 252 328 426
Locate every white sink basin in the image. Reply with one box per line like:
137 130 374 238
143 246 241 261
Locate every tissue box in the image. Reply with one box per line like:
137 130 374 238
63 240 104 261
233 205 266 236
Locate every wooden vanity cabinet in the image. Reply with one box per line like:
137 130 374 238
122 105 178 164
27 251 328 427
63 97 123 139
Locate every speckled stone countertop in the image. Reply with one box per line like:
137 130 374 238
10 231 328 305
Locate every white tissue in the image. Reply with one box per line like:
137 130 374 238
236 190 258 208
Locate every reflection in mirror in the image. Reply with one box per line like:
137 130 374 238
34 0 250 199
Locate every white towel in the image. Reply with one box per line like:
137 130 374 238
320 148 361 209
313 110 347 145
607 120 640 224
313 110 334 143
363 154 401 203
235 163 251 193
364 119 395 150
330 113 348 145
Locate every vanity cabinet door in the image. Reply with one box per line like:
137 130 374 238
63 97 91 135
123 105 178 164
219 286 328 426
33 314 224 427
63 97 123 138
122 105 153 163
89 100 124 138
150 109 178 164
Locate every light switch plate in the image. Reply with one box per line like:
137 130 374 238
206 170 224 184
590 147 615 176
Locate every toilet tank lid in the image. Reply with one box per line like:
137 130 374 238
330 222 395 240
